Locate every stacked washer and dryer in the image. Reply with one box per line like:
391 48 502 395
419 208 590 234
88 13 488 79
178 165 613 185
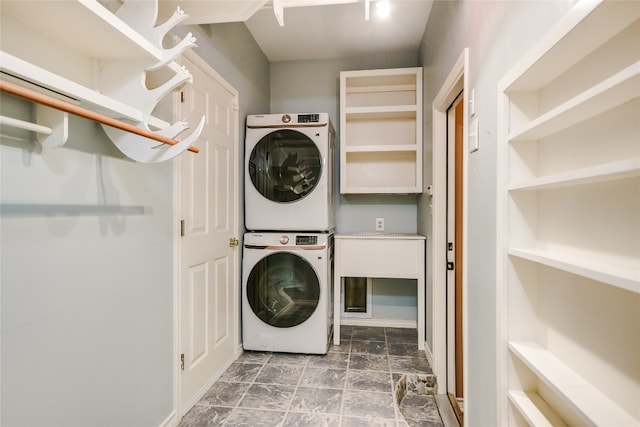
242 113 335 354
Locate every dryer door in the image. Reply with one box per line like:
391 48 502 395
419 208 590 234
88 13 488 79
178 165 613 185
248 129 322 203
246 252 320 328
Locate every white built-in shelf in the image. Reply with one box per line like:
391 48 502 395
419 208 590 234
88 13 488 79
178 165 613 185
344 105 418 116
0 52 168 130
509 342 638 427
344 144 418 153
0 0 162 61
508 157 640 191
509 62 640 142
508 390 568 427
340 67 422 194
0 0 205 163
506 1 640 92
345 84 416 94
508 248 639 294
498 1 640 425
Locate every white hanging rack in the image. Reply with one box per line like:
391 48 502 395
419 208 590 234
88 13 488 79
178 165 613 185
0 114 52 135
0 80 199 154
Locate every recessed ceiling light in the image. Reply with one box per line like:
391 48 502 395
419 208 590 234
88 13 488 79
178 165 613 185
376 0 391 19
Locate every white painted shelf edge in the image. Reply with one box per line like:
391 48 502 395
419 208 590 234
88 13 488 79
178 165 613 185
341 186 421 194
508 247 640 294
344 105 418 115
1 0 163 61
0 51 169 130
509 62 640 142
508 157 640 191
344 145 418 153
345 84 417 94
503 0 640 92
508 342 639 427
508 390 568 427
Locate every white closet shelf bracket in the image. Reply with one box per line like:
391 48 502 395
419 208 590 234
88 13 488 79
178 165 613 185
0 79 199 155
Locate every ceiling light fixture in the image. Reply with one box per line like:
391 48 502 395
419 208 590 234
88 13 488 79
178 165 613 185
376 0 390 19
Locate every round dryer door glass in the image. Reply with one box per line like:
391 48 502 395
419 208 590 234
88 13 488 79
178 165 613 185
246 252 320 328
248 129 322 203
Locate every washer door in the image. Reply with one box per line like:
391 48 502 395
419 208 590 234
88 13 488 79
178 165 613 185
246 252 320 328
248 129 322 203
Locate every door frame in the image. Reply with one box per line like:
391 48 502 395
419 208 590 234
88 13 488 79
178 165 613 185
446 93 464 397
431 48 469 410
171 48 241 422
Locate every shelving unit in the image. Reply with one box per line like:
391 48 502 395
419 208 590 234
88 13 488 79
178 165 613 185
497 1 640 425
0 0 202 162
339 67 422 193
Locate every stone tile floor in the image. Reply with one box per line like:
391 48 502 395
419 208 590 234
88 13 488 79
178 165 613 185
180 326 445 426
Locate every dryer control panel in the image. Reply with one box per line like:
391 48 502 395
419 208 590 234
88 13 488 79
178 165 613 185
297 114 320 123
296 235 318 245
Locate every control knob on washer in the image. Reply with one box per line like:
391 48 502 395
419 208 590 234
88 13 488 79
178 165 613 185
279 235 289 244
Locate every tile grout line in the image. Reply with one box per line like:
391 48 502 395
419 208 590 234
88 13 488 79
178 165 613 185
337 328 352 427
281 352 310 425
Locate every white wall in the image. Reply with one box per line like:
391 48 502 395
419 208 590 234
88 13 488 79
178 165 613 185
417 1 576 425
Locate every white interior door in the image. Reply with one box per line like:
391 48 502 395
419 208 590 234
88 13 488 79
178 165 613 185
178 52 239 413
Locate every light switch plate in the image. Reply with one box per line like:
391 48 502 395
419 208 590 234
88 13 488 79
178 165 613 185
469 116 479 153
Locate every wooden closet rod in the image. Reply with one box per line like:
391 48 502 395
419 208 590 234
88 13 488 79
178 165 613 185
0 80 199 154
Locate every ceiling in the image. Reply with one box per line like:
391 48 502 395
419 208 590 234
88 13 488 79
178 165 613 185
158 0 433 62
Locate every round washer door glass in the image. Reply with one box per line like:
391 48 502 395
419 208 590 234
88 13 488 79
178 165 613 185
247 252 320 328
248 129 322 203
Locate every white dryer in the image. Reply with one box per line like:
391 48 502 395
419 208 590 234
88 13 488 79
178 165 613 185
245 113 335 232
242 232 333 354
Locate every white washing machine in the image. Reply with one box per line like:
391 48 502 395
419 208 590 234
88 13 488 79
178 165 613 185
242 232 333 354
245 113 335 232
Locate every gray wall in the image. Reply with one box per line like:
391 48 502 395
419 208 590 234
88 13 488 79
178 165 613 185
1 22 269 427
417 1 576 425
1 95 175 426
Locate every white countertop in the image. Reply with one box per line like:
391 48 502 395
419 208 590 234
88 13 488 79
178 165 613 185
335 232 426 240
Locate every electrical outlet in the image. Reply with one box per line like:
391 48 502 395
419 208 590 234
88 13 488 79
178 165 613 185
375 217 384 231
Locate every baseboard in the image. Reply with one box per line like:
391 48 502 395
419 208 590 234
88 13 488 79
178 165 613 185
340 318 416 328
423 342 434 366
158 409 179 427
180 345 244 417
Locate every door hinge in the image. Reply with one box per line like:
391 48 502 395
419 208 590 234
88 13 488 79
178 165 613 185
180 220 185 237
229 237 239 247
447 261 455 271
180 353 185 371
180 91 185 103
448 242 453 251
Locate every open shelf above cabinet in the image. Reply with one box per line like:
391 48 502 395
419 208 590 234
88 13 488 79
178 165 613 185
340 67 422 194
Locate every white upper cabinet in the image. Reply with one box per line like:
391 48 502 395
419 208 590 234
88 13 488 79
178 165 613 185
497 0 640 425
339 67 423 194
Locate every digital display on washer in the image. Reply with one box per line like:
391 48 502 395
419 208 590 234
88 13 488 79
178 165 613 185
296 235 318 245
297 114 319 123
